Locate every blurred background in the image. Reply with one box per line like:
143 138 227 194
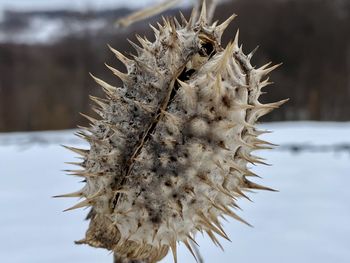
0 1 349 263
0 0 349 132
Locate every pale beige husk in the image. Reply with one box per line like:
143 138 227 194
59 3 286 263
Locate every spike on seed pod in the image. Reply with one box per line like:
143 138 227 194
107 44 134 70
60 3 286 263
215 14 237 42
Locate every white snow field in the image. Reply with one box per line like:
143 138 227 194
0 122 349 263
0 0 170 13
0 0 193 44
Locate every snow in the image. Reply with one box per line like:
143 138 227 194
0 0 170 13
0 0 193 44
0 122 349 263
0 0 192 23
0 16 108 44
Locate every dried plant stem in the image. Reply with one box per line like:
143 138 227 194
114 253 148 263
116 0 182 27
116 0 221 28
207 0 220 23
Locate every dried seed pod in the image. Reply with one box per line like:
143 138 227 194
59 4 286 263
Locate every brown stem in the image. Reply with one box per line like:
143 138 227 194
113 253 148 263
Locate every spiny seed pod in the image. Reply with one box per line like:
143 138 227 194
58 3 287 263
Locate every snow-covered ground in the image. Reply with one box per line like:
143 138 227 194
0 0 169 14
0 122 349 263
0 0 192 44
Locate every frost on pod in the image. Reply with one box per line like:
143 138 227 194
58 3 287 263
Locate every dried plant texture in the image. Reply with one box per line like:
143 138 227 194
59 4 287 263
116 0 181 28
